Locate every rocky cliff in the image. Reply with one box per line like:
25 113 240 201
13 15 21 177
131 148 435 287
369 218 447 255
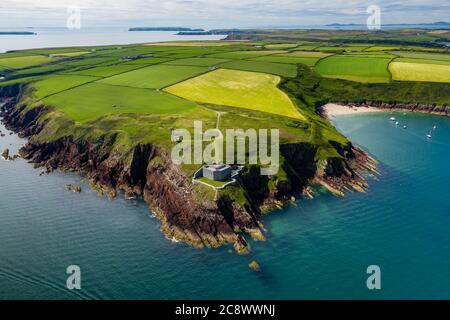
0 90 377 253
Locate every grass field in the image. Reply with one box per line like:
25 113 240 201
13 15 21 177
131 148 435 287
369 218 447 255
164 57 230 66
292 45 322 51
390 51 450 62
0 55 53 69
316 45 371 52
164 69 304 119
43 82 198 122
250 51 331 66
220 60 297 77
389 62 450 83
49 51 90 58
122 57 174 65
145 41 253 47
265 44 299 50
315 56 393 83
365 45 401 51
283 51 332 58
249 55 322 66
98 65 208 89
65 64 144 77
206 51 287 60
32 75 100 99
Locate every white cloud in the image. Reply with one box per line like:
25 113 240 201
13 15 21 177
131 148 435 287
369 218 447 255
0 0 447 28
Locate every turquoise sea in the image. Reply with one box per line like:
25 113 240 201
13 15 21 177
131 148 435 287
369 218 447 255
1 111 450 300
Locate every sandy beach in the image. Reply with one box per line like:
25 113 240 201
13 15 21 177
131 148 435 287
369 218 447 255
323 103 384 117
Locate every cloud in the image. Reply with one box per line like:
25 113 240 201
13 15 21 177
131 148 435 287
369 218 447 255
0 0 447 28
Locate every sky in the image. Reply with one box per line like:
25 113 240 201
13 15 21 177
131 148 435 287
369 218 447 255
0 0 448 29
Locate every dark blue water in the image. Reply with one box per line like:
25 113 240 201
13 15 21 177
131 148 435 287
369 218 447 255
1 111 450 300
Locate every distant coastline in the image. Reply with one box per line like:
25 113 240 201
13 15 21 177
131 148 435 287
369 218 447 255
326 21 450 27
0 31 36 35
129 27 204 32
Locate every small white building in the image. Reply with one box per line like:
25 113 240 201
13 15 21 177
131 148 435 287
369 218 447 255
203 164 231 181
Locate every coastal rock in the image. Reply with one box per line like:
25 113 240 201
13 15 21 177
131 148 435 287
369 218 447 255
248 260 261 272
66 184 82 193
1 148 9 160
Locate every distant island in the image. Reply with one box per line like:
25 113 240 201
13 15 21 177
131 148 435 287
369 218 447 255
129 27 204 32
0 31 36 35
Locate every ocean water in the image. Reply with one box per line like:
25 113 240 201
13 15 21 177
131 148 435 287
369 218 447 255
1 111 450 300
0 27 225 53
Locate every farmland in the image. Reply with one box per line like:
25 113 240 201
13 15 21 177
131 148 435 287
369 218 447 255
98 65 208 89
0 29 448 148
219 60 297 77
42 83 199 122
390 61 450 83
164 68 304 119
315 55 393 83
0 55 53 69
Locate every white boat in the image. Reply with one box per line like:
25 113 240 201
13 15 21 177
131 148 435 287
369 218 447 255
395 121 399 125
403 125 407 129
390 117 396 121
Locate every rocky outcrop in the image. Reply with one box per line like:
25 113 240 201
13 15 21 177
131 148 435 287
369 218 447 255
1 148 9 160
0 94 377 253
248 260 261 272
66 184 82 193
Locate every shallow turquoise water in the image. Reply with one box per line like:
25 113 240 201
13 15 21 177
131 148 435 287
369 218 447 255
1 111 450 300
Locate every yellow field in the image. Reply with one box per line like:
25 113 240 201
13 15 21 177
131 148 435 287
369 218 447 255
390 62 450 83
164 69 304 120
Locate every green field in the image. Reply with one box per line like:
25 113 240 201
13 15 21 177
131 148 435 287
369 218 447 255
365 45 401 51
220 60 297 77
315 56 393 83
316 45 371 52
0 55 53 69
249 55 321 66
122 57 174 65
291 45 321 51
49 51 90 57
163 57 230 66
206 50 286 60
98 64 208 89
283 51 332 58
390 61 450 83
32 75 100 99
64 64 144 77
265 44 299 50
43 82 199 122
164 68 304 119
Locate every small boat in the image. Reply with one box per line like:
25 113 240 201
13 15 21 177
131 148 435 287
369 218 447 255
403 125 407 129
427 134 432 139
390 117 396 121
395 121 399 125
433 125 437 130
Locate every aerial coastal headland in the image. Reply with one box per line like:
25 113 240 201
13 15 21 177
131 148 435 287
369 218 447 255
0 28 449 253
